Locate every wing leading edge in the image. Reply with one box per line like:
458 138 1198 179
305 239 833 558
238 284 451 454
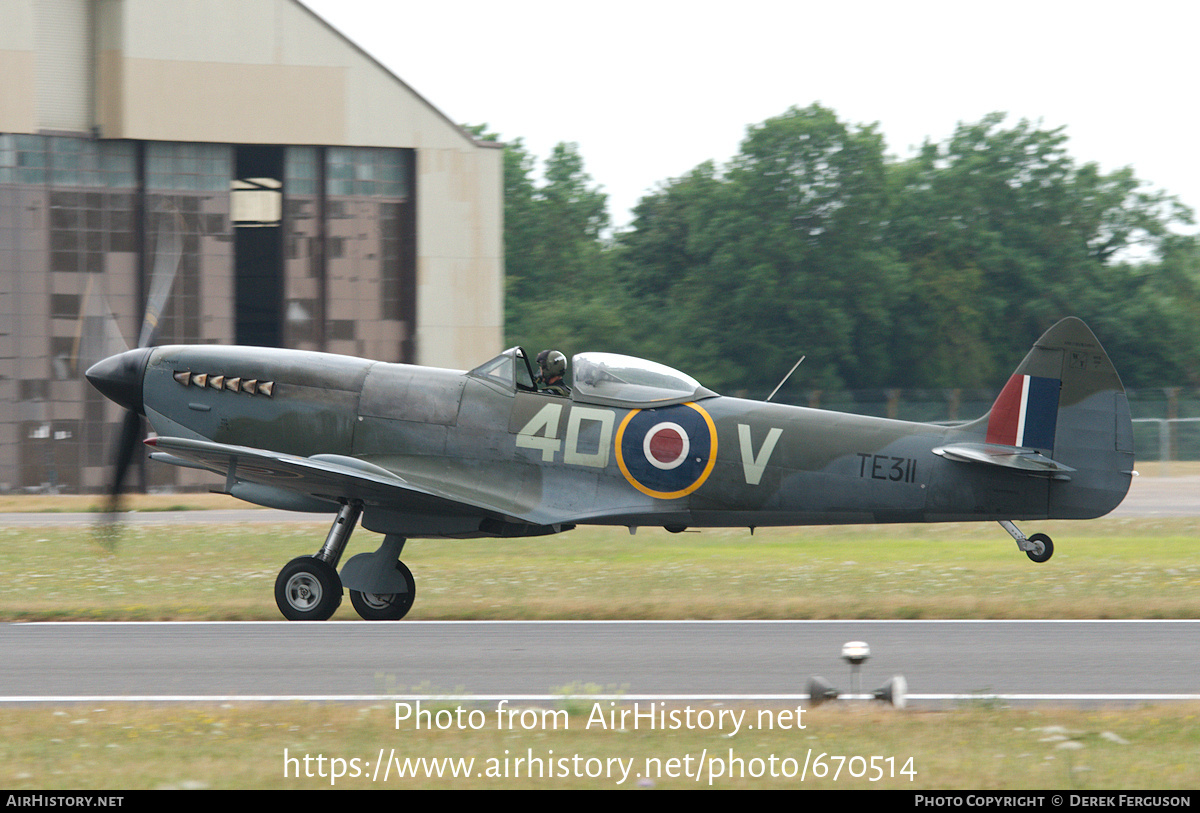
145 436 569 534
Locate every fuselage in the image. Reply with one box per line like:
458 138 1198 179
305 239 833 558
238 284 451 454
88 341 1133 537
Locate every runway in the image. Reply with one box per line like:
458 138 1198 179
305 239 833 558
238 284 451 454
2 620 1198 704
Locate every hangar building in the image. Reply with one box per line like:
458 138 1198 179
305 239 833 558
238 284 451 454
0 0 504 491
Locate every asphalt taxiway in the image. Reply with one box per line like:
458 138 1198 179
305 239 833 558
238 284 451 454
2 620 1197 703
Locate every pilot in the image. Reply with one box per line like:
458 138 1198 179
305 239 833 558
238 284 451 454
536 349 571 396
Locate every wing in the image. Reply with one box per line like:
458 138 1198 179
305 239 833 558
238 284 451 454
145 436 565 529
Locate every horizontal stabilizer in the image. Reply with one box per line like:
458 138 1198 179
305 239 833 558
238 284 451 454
932 442 1075 478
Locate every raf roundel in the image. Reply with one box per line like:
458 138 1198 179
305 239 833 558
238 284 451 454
616 403 718 499
644 421 689 470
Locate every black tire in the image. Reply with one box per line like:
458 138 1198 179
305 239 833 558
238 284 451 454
349 561 416 620
275 556 342 620
1026 533 1054 563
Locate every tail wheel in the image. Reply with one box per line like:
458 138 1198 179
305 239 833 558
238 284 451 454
349 561 416 620
1026 533 1054 563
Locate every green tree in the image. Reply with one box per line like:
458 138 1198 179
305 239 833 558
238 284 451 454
618 104 899 392
507 141 614 352
884 114 1194 378
1085 235 1200 387
464 127 616 353
472 112 1198 397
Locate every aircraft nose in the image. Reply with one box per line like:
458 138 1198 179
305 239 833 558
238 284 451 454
86 347 153 415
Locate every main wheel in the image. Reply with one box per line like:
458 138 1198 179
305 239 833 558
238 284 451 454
275 556 342 620
1026 533 1054 563
349 561 416 620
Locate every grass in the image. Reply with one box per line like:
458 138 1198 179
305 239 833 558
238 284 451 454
0 492 254 513
2 701 1198 789
0 516 1197 620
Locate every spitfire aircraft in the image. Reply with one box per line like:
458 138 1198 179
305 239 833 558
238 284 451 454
86 317 1134 620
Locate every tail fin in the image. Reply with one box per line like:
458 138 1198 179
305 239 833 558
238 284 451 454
985 317 1135 517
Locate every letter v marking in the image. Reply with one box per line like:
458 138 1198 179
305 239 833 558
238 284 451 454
738 424 782 485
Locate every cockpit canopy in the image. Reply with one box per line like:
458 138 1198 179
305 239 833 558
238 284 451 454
468 347 538 392
571 352 716 406
468 348 717 407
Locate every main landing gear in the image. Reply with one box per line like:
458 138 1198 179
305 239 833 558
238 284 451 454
998 520 1054 563
273 503 416 621
348 561 415 621
276 556 342 621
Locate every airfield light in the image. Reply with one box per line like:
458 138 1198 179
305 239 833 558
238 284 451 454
841 640 869 696
873 676 908 709
806 676 839 706
841 640 870 664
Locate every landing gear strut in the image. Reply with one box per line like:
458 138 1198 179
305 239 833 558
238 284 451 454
274 502 359 621
998 520 1054 563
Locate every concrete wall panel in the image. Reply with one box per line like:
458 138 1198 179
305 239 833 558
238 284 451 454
0 51 37 132
113 59 347 144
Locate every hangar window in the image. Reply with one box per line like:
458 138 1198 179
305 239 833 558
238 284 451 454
234 145 284 347
232 177 282 226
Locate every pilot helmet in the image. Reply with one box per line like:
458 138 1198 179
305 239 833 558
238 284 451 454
537 349 567 378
